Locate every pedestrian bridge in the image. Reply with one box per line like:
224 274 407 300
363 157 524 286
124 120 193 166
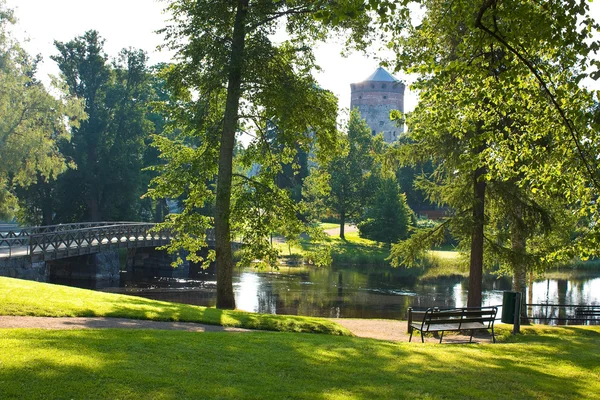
0 222 190 262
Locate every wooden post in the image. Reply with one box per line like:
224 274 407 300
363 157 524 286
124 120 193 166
513 292 521 334
407 307 413 334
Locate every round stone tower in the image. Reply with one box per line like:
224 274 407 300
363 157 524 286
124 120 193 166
350 67 405 143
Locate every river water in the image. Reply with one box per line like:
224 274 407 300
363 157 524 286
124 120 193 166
87 264 600 321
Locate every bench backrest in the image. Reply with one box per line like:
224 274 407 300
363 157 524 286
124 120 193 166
411 306 497 331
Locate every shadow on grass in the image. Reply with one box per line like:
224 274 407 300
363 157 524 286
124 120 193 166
1 328 598 399
96 295 350 335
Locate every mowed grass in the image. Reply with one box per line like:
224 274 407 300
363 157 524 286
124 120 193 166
277 223 465 269
1 326 599 399
0 277 349 335
275 229 391 265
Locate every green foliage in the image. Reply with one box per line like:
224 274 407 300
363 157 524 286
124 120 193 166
46 31 161 223
386 0 600 292
149 0 403 308
0 3 85 220
358 177 413 246
305 109 381 238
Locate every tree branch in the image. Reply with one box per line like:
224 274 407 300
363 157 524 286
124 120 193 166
475 0 600 192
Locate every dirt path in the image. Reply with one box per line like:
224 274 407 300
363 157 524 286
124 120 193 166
323 224 358 237
0 316 252 333
0 316 494 343
331 318 494 343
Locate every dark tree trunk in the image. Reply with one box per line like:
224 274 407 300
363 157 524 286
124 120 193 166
214 0 248 309
88 198 101 222
41 184 54 226
557 279 568 325
511 206 528 319
154 198 168 223
467 166 486 308
340 211 346 240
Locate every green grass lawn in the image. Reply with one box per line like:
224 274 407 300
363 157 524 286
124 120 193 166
0 277 349 335
319 222 340 230
2 278 600 398
0 326 599 399
278 231 463 269
274 222 466 269
275 228 391 265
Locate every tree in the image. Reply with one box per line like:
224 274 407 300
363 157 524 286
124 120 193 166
387 0 600 307
358 176 412 246
149 1 404 309
0 3 85 221
49 31 159 223
305 109 380 239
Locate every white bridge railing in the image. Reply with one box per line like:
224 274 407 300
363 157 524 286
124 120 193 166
1 222 173 262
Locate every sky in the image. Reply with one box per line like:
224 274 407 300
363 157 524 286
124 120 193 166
5 0 416 115
5 0 600 116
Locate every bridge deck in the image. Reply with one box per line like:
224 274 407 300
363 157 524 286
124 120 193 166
1 222 174 262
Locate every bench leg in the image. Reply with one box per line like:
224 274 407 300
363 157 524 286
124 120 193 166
409 330 413 342
470 330 474 343
491 326 496 344
439 331 444 344
421 331 424 343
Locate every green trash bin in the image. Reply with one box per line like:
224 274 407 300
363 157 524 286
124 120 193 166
501 291 519 323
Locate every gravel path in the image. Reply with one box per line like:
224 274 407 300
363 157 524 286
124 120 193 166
0 316 252 333
323 224 358 237
1 316 494 343
330 318 494 343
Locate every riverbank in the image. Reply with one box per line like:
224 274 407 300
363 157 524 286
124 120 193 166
0 277 349 335
275 224 462 269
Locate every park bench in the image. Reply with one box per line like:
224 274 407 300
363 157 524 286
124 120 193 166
407 306 497 343
574 305 600 324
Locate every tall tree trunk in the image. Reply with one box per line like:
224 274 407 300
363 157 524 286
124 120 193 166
41 183 53 226
511 205 528 320
88 198 101 222
468 165 486 308
214 0 248 309
557 279 568 325
340 211 346 240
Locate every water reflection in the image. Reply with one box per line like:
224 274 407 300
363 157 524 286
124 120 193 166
91 265 600 321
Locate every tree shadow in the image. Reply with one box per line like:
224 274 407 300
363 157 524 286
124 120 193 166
1 327 598 399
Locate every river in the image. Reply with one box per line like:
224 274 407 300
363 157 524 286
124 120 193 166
67 264 600 321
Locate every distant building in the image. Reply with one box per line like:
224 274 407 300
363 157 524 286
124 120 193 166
350 67 405 143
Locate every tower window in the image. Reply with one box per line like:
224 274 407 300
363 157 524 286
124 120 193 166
383 96 387 99
382 84 386 88
379 121 384 126
372 130 376 135
371 84 375 88
359 96 362 99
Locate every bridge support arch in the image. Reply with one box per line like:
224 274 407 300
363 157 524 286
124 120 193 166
125 248 188 278
46 250 121 282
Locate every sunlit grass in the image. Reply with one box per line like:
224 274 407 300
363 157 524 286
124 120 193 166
0 277 350 335
1 326 599 399
318 222 339 230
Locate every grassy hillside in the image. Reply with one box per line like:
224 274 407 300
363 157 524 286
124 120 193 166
0 277 349 335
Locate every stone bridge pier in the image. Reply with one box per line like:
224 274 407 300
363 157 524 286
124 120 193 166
46 250 121 282
125 247 188 278
0 258 47 281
